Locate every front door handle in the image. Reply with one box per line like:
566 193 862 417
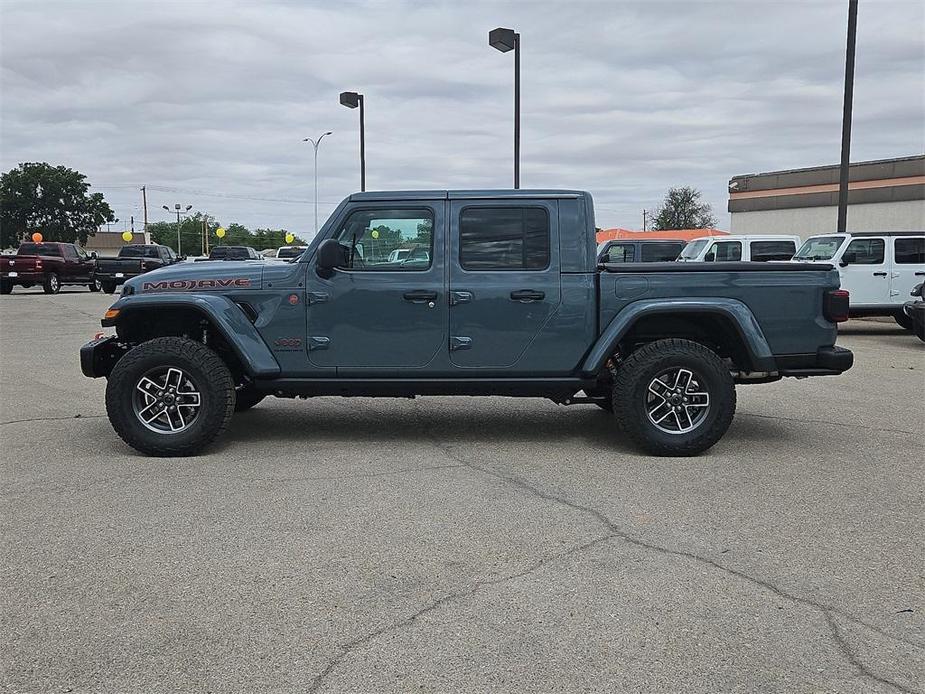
915 271 925 276
403 290 437 303
510 289 545 302
873 272 887 277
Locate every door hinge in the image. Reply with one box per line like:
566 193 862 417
889 290 900 296
449 291 473 306
450 336 472 351
308 336 330 350
307 291 329 304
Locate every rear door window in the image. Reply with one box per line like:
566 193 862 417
894 237 925 264
750 240 796 262
640 243 684 262
459 207 549 270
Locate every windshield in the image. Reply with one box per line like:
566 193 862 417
679 239 708 259
277 246 306 259
793 236 844 261
119 246 159 258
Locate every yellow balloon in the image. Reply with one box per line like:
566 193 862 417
216 227 226 239
285 233 294 244
122 231 133 242
371 230 379 239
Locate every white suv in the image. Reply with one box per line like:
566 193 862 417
677 235 801 263
793 232 925 329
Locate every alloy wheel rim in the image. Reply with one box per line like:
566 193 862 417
645 367 710 435
51 276 59 291
132 367 203 434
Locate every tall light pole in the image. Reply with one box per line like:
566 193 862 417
836 0 859 233
163 203 192 255
339 91 365 191
302 131 333 234
489 27 520 189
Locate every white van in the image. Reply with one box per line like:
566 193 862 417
793 232 925 328
677 235 801 263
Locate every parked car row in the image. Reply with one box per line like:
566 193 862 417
0 242 302 294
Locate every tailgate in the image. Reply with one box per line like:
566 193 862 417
98 259 143 274
2 255 40 273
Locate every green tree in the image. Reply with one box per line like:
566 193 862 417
0 162 114 248
652 186 718 230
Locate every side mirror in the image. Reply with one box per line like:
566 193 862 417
90 251 98 259
316 238 347 278
839 252 856 267
704 252 715 262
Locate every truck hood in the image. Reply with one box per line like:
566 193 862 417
125 260 265 294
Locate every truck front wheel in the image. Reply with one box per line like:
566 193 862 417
612 339 736 457
43 273 60 294
105 337 235 456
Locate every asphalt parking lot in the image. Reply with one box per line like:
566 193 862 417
1 288 922 693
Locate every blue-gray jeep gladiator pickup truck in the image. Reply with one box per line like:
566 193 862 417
81 190 853 457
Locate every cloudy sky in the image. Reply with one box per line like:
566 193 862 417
1 0 923 236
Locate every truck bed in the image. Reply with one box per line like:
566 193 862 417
597 262 840 358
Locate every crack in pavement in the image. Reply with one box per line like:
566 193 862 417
306 532 617 693
425 431 920 694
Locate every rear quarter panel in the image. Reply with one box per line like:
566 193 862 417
598 266 840 355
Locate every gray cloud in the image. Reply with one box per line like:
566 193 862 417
2 0 923 235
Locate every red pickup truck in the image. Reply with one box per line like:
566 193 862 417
0 242 99 294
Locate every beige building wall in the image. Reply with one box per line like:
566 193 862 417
729 200 925 237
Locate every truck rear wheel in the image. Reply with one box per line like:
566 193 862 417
612 338 736 457
43 273 60 294
102 281 117 294
105 337 235 457
0 280 11 295
88 278 102 292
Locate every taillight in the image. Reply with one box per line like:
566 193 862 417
824 289 850 323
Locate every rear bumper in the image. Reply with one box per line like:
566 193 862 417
1 271 44 283
776 346 854 377
80 336 128 378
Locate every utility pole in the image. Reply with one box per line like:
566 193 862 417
837 0 859 233
642 209 648 231
130 216 134 234
141 186 148 232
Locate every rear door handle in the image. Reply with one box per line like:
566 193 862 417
915 271 925 276
403 290 437 303
510 289 545 302
873 272 887 277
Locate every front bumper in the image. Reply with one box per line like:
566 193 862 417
80 336 129 378
776 346 854 377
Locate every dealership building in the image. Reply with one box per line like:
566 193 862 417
728 154 924 236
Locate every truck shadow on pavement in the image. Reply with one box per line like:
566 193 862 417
206 400 790 458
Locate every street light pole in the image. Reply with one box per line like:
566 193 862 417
163 203 192 255
489 27 521 189
302 131 333 234
836 0 859 233
339 92 365 191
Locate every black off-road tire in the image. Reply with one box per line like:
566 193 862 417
894 311 914 331
102 281 117 294
612 338 736 457
234 385 266 412
88 278 102 292
105 337 236 456
43 273 60 294
0 280 11 295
